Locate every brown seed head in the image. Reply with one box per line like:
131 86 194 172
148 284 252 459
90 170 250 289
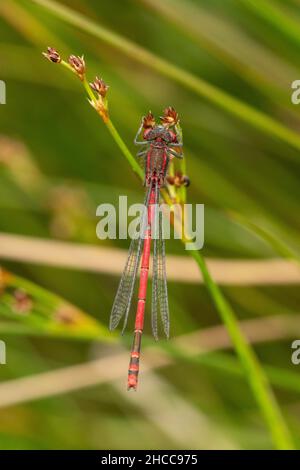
90 77 109 98
167 172 190 188
68 55 85 80
42 47 61 64
142 111 156 129
13 289 33 314
182 175 190 187
54 305 77 325
166 175 175 185
160 106 179 127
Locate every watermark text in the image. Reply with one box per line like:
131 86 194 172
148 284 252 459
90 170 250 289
0 80 6 104
291 340 300 365
96 196 204 250
0 340 6 364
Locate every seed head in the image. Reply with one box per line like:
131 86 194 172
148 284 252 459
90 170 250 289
42 47 61 64
54 305 77 325
90 77 109 98
167 172 190 188
182 175 190 187
143 111 156 129
160 106 179 127
13 289 33 314
68 55 86 80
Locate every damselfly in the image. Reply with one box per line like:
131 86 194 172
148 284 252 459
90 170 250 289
110 107 184 390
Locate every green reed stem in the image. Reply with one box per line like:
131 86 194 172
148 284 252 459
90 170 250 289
228 211 300 265
106 120 143 180
190 250 294 449
82 76 95 102
241 0 300 49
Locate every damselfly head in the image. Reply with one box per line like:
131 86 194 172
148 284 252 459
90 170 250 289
160 106 178 127
144 125 176 143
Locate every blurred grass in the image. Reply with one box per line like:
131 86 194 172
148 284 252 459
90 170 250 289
0 269 109 341
240 0 300 49
29 0 300 155
0 0 300 450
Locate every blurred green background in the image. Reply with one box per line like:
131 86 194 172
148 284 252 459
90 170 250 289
1 0 300 450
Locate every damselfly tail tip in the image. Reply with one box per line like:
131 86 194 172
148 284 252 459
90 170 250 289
127 376 138 391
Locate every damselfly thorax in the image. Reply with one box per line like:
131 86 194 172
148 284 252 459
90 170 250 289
143 125 179 188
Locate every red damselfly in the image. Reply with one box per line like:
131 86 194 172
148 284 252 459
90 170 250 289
110 107 184 390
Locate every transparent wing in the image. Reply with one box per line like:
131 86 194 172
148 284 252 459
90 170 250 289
110 187 150 333
151 186 169 339
157 219 170 338
151 183 159 340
